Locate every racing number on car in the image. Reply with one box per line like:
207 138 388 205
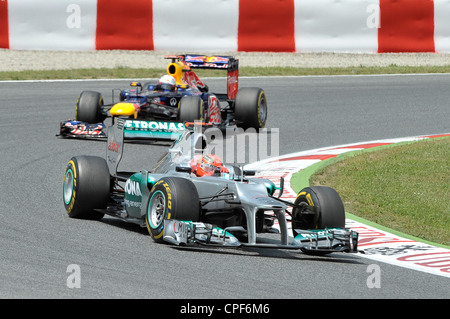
208 95 221 125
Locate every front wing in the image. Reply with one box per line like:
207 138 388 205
59 120 106 139
58 119 186 141
163 219 358 254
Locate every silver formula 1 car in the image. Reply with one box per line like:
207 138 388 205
62 119 358 255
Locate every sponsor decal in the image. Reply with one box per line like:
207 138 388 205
124 179 142 209
227 70 238 100
124 199 141 208
347 221 450 276
63 121 105 136
207 95 221 125
185 55 206 62
184 55 229 68
125 179 142 197
169 97 178 106
182 71 207 90
397 252 450 273
162 182 172 211
107 141 120 153
206 56 229 63
124 120 185 131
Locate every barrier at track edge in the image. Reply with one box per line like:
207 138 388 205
1 0 450 52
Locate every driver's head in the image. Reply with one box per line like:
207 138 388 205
158 75 176 91
191 154 227 177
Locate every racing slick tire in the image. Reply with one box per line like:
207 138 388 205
63 156 110 220
178 95 204 123
291 186 345 237
146 177 200 243
76 91 105 124
234 87 267 130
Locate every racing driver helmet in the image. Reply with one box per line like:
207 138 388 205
191 154 229 177
158 74 177 91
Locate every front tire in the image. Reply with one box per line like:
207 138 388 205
292 186 345 237
178 95 204 123
63 156 110 220
146 177 200 243
76 91 105 124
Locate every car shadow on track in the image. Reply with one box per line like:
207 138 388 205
170 239 363 265
100 217 149 235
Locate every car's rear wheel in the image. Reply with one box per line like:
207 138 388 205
146 177 200 243
178 95 204 123
63 156 110 220
76 91 105 124
234 87 267 130
291 186 345 237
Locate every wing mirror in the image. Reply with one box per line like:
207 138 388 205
276 177 284 198
130 82 142 94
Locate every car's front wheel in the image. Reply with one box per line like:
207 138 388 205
145 177 200 243
178 95 204 123
291 186 345 237
76 91 105 124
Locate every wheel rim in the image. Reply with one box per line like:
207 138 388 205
63 170 74 205
148 191 166 228
292 201 317 232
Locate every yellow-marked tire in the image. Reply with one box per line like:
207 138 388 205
63 156 110 220
146 177 200 243
292 186 345 237
235 87 267 130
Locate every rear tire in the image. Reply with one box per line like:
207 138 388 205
178 95 203 123
292 186 345 237
63 156 110 220
76 91 105 124
234 87 267 129
146 177 200 243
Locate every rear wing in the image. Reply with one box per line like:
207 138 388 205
165 54 238 71
106 118 209 175
165 54 239 100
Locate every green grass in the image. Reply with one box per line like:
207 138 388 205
1 64 450 81
0 67 165 81
308 137 450 246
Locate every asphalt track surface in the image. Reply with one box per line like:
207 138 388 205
1 74 449 299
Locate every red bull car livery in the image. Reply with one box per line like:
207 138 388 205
58 54 268 141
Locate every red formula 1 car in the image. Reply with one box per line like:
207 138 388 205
59 54 268 141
